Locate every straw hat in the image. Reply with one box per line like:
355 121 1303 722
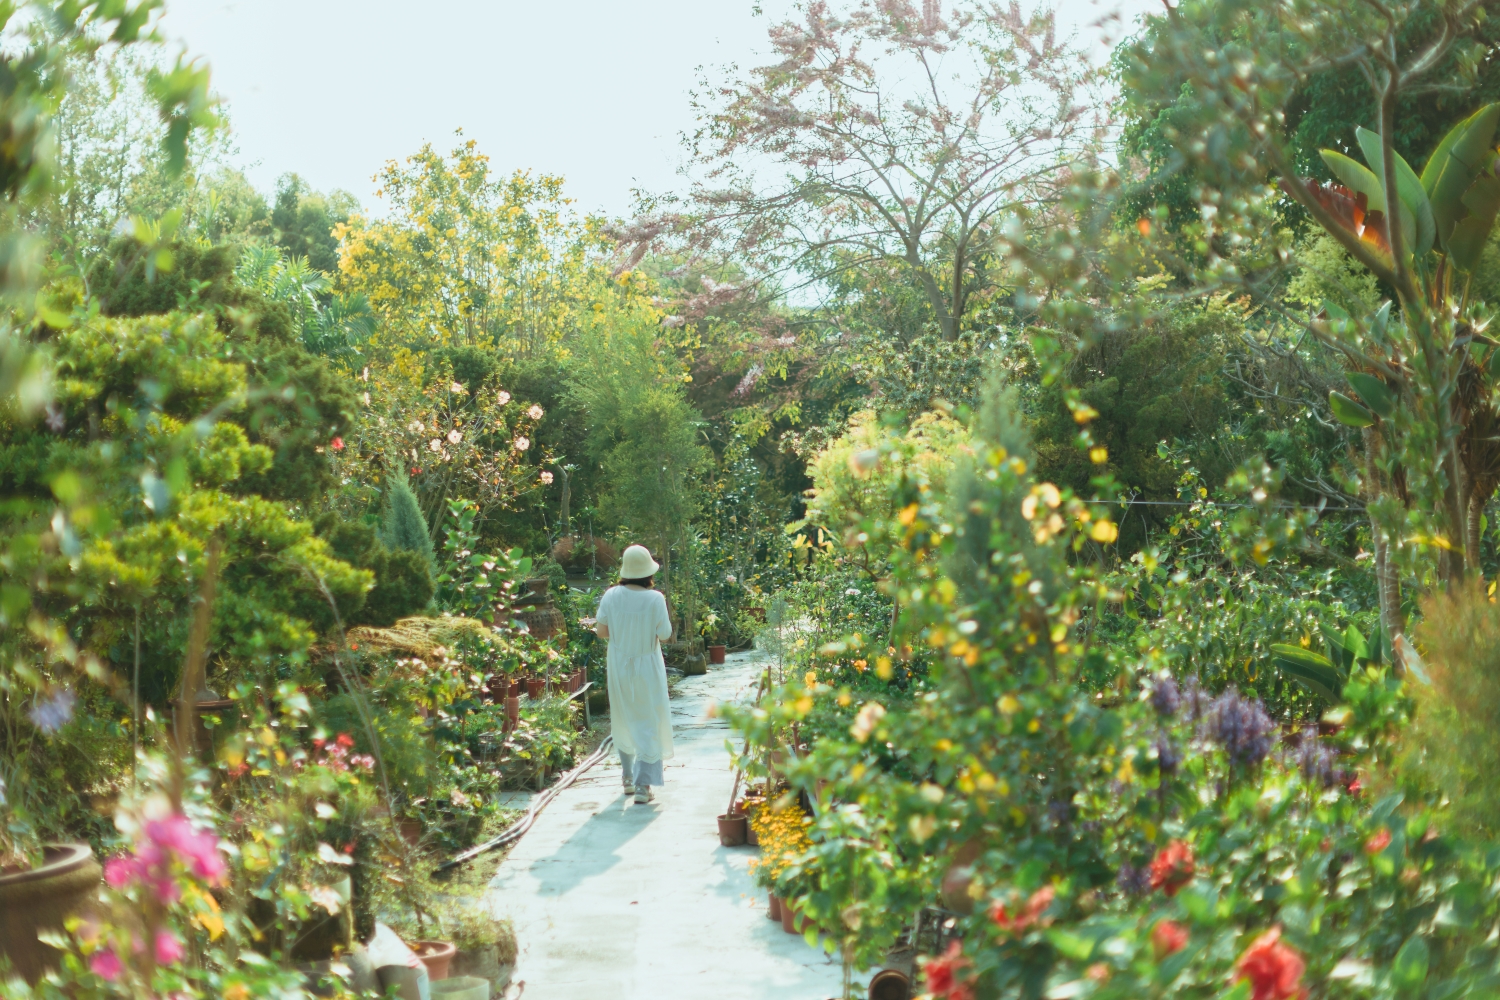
619 544 661 579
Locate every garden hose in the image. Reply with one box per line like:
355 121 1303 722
434 734 614 874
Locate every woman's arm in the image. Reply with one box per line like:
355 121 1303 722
595 622 610 639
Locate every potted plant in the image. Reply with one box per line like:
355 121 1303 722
445 905 518 991
0 801 102 984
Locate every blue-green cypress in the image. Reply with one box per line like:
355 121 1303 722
380 472 435 569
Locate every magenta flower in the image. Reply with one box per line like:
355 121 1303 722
90 947 124 981
154 930 184 965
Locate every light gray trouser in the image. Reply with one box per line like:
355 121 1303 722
619 750 664 788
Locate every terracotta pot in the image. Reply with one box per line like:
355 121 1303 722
707 644 727 664
507 679 521 698
746 823 760 847
767 893 782 921
717 812 748 846
780 896 801 934
413 939 457 981
0 843 101 983
504 695 520 731
526 677 545 700
399 817 424 846
868 967 913 1000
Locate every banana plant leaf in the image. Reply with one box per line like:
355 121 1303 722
1421 103 1500 249
1447 165 1500 273
1355 128 1434 257
1271 644 1349 704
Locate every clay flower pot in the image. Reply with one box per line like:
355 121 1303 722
767 893 782 921
504 695 520 731
525 677 545 700
868 968 913 1000
413 939 457 981
0 843 101 983
780 896 802 934
708 644 727 664
716 812 748 846
508 679 521 698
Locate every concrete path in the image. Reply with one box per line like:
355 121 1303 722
485 649 846 1000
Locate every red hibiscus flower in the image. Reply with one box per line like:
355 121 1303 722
1365 828 1391 854
922 940 974 1000
990 885 1055 934
330 436 344 451
1235 927 1306 1000
1152 919 1189 957
1149 840 1195 896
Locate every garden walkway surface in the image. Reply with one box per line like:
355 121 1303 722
484 649 846 999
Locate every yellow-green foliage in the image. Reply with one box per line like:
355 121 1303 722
801 408 972 559
1285 231 1382 316
1405 588 1500 837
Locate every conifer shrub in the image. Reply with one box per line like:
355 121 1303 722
381 472 436 569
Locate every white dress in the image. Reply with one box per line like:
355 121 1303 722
597 586 674 767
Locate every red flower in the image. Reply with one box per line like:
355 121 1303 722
990 885 1055 934
923 940 974 1000
1347 775 1362 795
1152 919 1189 958
330 436 344 451
1149 840 1195 896
336 733 355 749
1235 927 1306 1000
1364 828 1391 854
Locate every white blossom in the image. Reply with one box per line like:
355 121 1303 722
527 404 544 420
429 439 443 453
513 436 530 452
497 390 511 405
540 470 554 484
447 429 462 444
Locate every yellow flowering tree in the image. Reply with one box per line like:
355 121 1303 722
336 135 614 356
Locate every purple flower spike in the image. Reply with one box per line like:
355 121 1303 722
1205 688 1276 766
1149 674 1182 718
29 689 76 733
1116 861 1151 896
1154 734 1182 776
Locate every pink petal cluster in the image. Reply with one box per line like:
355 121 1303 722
104 813 225 904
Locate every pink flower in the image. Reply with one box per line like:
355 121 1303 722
540 470 554 485
104 855 139 888
330 436 344 452
1152 919 1189 957
90 947 124 981
1365 828 1392 854
154 930 184 965
922 940 974 1000
513 436 530 452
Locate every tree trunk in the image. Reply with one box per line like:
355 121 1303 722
1470 492 1487 587
558 467 571 536
1364 427 1404 650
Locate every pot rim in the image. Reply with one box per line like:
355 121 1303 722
0 842 95 885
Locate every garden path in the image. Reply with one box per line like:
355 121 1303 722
483 649 846 999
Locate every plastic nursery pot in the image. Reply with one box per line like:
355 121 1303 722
508 679 521 698
525 677 546 700
413 940 457 981
708 644 727 664
504 695 520 731
767 893 782 922
0 843 101 983
716 812 748 846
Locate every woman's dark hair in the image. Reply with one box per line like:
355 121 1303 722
618 576 655 588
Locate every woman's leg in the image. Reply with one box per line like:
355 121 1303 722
634 759 665 789
618 750 636 791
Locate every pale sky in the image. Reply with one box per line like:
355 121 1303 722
157 0 1154 220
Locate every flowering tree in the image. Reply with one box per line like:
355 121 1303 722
615 0 1109 339
336 137 613 355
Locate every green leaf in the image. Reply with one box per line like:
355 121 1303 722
1422 103 1500 248
1329 391 1375 428
1447 166 1500 273
1356 128 1434 256
1047 929 1097 961
1346 372 1396 418
1391 936 1430 994
1343 624 1369 663
1319 622 1353 671
1371 300 1392 342
1321 149 1387 212
1271 644 1348 703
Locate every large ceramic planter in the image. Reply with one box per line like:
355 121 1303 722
717 812 748 846
451 943 514 990
868 967 912 1000
413 940 456 981
0 843 101 983
767 893 782 921
780 896 802 934
431 976 491 1000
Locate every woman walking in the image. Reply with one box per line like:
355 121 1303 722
593 545 674 804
